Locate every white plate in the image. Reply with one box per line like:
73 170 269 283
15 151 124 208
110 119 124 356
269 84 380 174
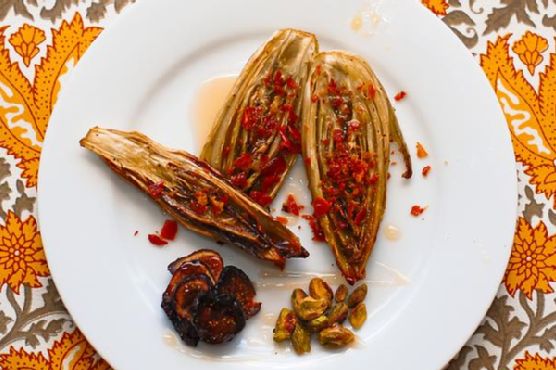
37 0 517 369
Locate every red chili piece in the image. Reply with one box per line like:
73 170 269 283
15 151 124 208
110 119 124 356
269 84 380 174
147 181 164 198
422 166 432 177
312 197 332 218
282 194 303 216
161 220 178 241
302 215 325 242
410 205 425 217
249 191 273 207
230 172 248 189
148 234 168 246
394 91 407 101
233 153 252 170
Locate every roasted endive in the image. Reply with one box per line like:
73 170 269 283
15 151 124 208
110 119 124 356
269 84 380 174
301 52 412 284
80 127 308 268
201 29 318 207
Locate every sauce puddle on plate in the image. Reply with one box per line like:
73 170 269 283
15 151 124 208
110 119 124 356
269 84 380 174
193 75 237 144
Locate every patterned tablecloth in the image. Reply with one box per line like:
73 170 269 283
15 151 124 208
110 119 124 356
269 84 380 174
0 0 555 369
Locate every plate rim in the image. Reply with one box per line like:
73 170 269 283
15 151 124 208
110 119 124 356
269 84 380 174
37 0 517 369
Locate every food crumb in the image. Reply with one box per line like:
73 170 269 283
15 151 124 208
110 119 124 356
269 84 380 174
351 14 363 31
161 219 178 240
148 233 168 246
282 194 304 216
394 91 407 101
444 160 448 166
422 166 431 177
416 142 428 158
134 230 138 236
410 205 426 217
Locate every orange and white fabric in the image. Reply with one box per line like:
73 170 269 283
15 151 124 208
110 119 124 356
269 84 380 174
0 1 555 369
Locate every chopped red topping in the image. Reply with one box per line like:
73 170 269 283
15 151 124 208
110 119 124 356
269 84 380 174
148 234 167 246
367 84 376 99
422 166 432 177
278 126 301 154
275 216 288 225
286 77 298 90
311 94 319 103
302 215 325 242
249 191 273 207
348 120 361 133
195 191 208 206
161 220 178 240
233 153 252 170
210 194 227 215
230 172 248 188
241 106 263 129
147 181 164 198
315 65 322 76
261 156 287 177
410 205 425 217
328 79 339 95
367 173 379 185
394 91 407 101
284 311 297 332
312 197 332 218
416 142 428 158
304 157 311 166
333 129 344 143
282 194 303 216
191 202 208 215
354 208 367 226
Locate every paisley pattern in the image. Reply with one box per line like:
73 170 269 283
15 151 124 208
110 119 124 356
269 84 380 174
0 1 554 368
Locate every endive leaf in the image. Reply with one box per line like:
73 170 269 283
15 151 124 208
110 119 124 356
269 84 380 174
80 127 308 269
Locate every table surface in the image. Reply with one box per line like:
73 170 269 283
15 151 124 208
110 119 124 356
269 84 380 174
0 1 554 369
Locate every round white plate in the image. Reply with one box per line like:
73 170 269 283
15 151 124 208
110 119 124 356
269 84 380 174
38 0 517 369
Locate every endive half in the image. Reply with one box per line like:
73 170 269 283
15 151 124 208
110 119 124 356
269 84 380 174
301 51 412 284
201 29 318 206
80 127 308 269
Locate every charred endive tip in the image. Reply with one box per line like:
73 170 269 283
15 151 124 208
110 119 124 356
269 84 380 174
301 51 412 284
200 28 319 207
80 127 309 269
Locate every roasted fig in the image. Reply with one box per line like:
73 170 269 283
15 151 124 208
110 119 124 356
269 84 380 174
193 293 246 344
80 127 308 269
161 274 212 346
215 266 261 318
164 263 215 293
168 249 224 282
